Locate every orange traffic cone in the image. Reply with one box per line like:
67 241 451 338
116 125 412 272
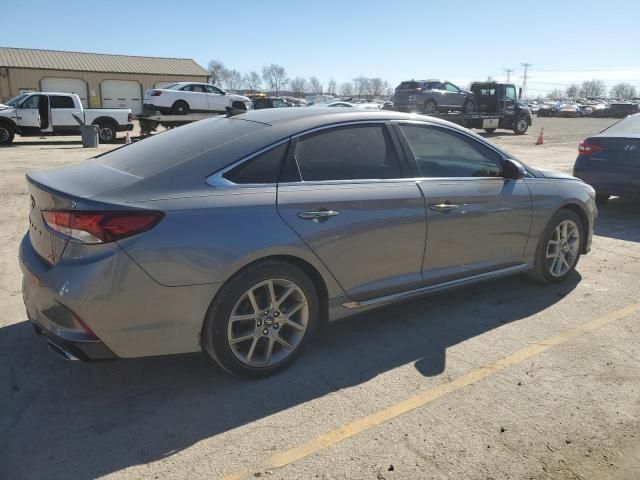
125 131 132 145
535 128 544 145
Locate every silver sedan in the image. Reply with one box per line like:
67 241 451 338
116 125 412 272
20 108 596 377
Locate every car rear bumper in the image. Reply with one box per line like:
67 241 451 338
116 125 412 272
30 319 117 362
574 160 640 196
19 233 218 360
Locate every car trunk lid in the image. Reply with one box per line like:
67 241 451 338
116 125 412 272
586 135 640 168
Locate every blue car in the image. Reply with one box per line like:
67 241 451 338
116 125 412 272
573 113 640 203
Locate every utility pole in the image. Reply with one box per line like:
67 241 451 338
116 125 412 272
521 63 532 99
503 68 514 82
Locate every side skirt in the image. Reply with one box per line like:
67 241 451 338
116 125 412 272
341 263 533 310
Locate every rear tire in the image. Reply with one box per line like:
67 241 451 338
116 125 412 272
171 100 190 115
0 123 15 145
422 100 438 114
202 260 319 378
96 123 116 143
595 193 610 204
527 209 583 284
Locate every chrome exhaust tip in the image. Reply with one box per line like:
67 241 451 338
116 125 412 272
47 341 80 361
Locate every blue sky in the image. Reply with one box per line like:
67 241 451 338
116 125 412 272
4 0 640 95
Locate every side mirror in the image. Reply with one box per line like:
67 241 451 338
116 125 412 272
518 87 523 99
502 158 525 179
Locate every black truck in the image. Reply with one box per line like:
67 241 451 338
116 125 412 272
398 82 533 135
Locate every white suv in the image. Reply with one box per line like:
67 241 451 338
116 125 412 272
143 82 253 115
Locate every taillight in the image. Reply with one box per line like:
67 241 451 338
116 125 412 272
128 113 133 122
42 210 164 244
415 87 422 92
151 90 162 96
578 141 604 156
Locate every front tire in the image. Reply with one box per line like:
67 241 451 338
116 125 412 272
202 260 319 378
0 123 15 145
231 101 247 111
528 209 583 284
513 114 529 135
96 123 116 143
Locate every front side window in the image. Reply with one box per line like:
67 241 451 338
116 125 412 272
505 86 517 102
294 124 401 181
50 95 75 109
444 83 460 93
20 95 41 109
205 85 223 94
223 143 288 184
398 124 503 178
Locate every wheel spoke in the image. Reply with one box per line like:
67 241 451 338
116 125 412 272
267 280 277 309
230 313 257 323
264 337 276 364
246 337 259 363
276 336 294 351
230 332 255 344
276 285 296 308
285 301 306 317
285 319 305 331
247 290 259 314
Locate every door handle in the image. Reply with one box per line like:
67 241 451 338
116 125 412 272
429 202 460 212
297 209 340 221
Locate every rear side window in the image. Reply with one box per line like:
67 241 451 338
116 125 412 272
294 125 401 181
398 124 502 178
397 81 419 90
224 143 288 184
50 96 75 108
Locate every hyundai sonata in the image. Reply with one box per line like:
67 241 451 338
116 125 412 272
20 108 596 377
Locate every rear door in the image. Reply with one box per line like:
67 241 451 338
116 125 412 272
277 122 427 301
394 122 532 285
49 95 81 132
181 84 208 111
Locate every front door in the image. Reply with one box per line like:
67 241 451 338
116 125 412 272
394 122 532 285
205 84 228 112
16 94 53 133
277 123 427 301
443 82 465 108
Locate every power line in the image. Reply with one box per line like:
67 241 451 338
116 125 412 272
503 68 514 82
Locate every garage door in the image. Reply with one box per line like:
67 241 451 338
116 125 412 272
101 80 142 114
41 78 88 107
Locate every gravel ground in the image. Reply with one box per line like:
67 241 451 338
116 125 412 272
1 116 639 480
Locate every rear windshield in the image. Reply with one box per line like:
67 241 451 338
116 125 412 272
396 81 419 90
95 118 268 178
602 114 640 135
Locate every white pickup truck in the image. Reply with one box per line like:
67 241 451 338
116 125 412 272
0 92 134 145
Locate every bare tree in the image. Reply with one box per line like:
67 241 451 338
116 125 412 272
339 82 353 97
207 60 227 87
546 89 564 100
309 76 323 95
262 64 288 95
565 84 579 98
327 78 336 96
579 79 606 98
382 80 393 97
290 77 307 97
369 78 384 98
223 69 243 91
243 71 262 93
610 83 637 100
353 76 370 98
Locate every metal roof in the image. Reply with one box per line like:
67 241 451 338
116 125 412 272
0 47 208 76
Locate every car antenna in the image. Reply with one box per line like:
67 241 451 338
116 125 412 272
225 106 246 117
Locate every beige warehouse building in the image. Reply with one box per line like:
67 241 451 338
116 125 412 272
0 47 209 114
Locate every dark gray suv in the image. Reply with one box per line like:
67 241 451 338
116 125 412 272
393 79 475 114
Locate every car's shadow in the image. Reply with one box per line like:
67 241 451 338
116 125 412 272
0 273 581 480
594 197 640 243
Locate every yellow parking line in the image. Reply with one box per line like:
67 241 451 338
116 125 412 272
223 303 640 480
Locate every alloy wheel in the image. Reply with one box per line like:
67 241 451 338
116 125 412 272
545 219 580 277
227 278 309 366
0 127 10 143
99 127 113 141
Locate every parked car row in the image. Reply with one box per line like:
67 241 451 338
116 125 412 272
534 100 640 118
